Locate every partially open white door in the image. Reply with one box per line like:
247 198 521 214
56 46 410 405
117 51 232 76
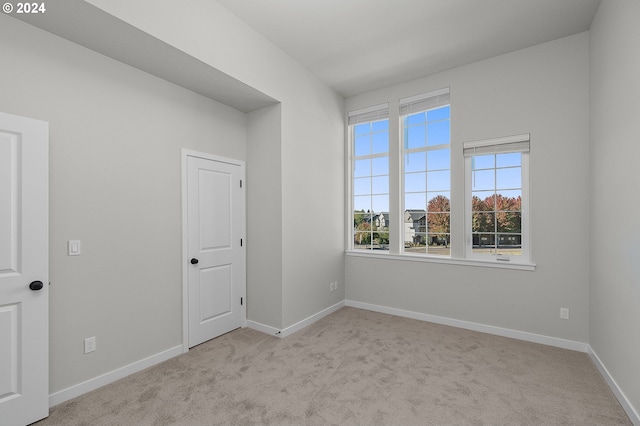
185 152 245 348
0 112 49 425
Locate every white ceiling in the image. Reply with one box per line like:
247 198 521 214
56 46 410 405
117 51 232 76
217 0 601 98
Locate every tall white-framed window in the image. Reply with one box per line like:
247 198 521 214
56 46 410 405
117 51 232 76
348 104 389 251
400 88 451 256
464 134 530 263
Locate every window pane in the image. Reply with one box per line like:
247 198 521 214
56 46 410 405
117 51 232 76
426 170 450 191
405 193 426 210
427 212 450 235
473 155 494 170
372 176 388 194
353 195 371 212
402 102 450 256
467 144 528 261
372 195 389 213
472 169 494 191
472 212 495 233
373 232 389 250
427 233 450 256
372 157 389 175
427 193 450 212
427 149 450 171
406 125 426 149
372 120 388 132
472 235 496 255
353 177 371 195
496 152 521 168
496 167 521 190
354 123 370 136
495 192 521 211
405 152 427 173
406 233 427 253
351 118 388 250
354 135 370 156
353 226 372 249
405 172 426 193
427 121 449 146
372 132 388 154
472 192 494 211
407 112 426 125
496 212 521 233
353 211 370 228
353 159 371 177
427 106 450 121
497 234 522 256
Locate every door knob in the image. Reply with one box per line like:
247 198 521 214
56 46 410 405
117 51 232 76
190 258 199 265
29 280 44 291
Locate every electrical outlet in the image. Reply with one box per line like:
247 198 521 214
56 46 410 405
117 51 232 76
334 281 338 290
329 282 334 291
560 308 569 320
84 336 96 353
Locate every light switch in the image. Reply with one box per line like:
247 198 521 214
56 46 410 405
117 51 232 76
68 240 81 256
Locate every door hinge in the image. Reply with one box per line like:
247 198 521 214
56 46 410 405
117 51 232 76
240 238 243 247
241 297 243 306
240 179 243 188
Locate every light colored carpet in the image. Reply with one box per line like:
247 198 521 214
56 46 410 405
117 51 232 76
36 307 630 425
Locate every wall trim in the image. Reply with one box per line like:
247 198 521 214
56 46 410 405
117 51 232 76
247 301 346 338
49 345 183 407
279 301 345 338
345 300 589 352
588 346 640 425
246 320 281 336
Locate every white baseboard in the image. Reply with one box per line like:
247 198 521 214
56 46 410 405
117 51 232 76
247 301 346 339
49 345 183 407
588 346 640 426
280 301 345 338
345 300 589 352
246 319 281 336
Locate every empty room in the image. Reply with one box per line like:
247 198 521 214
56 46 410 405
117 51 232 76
0 0 638 424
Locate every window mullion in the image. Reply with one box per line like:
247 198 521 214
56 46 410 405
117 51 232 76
388 106 401 254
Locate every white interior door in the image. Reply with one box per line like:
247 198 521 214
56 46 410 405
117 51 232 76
0 112 49 425
186 153 245 348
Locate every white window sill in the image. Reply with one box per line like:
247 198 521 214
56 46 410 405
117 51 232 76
345 250 536 271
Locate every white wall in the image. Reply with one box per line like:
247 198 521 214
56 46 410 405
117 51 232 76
345 33 590 343
84 0 346 331
2 0 345 398
0 14 247 392
589 0 640 416
246 104 283 328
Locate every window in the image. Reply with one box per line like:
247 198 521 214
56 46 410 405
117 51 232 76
464 134 530 263
349 104 389 250
401 89 451 256
347 89 534 269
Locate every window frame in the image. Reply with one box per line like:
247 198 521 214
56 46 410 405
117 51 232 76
346 95 536 271
401 104 451 257
347 103 390 252
463 134 531 265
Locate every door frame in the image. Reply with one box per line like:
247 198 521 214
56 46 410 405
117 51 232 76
181 149 246 353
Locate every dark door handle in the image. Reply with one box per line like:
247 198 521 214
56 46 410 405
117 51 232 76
29 280 44 291
190 258 199 265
